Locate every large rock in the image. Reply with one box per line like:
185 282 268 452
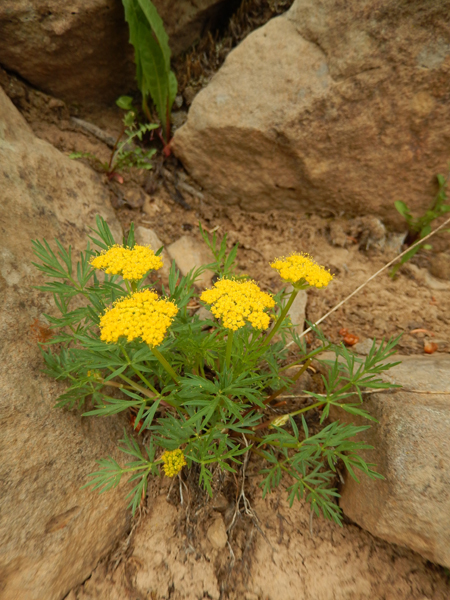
167 235 215 288
337 354 450 568
0 87 130 599
173 0 450 223
0 0 229 105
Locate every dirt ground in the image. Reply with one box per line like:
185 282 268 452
3 25 450 599
64 470 450 600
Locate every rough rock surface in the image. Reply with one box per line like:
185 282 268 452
337 354 450 568
0 0 228 105
0 87 129 600
206 514 228 550
173 0 450 223
134 225 171 283
430 252 450 281
167 235 214 288
287 287 307 335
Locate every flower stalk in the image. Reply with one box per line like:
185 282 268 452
225 330 234 370
151 346 179 384
263 287 299 346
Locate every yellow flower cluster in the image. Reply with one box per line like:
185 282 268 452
161 449 187 477
91 245 163 280
99 290 178 347
271 254 333 288
200 279 275 331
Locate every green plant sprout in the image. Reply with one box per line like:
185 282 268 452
390 170 450 278
70 96 158 179
32 217 400 524
122 0 177 143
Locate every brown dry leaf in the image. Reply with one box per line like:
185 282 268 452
29 318 54 343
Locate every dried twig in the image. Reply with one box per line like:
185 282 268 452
71 117 117 148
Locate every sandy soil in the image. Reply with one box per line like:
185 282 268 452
65 471 450 600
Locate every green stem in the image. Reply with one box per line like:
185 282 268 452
252 400 325 432
151 346 179 384
225 330 234 370
264 358 312 406
108 124 126 174
131 281 137 293
120 345 159 396
111 370 154 399
113 371 178 410
263 288 299 347
288 400 325 419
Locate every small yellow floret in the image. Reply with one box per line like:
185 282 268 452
161 449 187 477
270 254 333 289
200 279 275 331
87 370 102 382
99 289 178 347
91 245 163 280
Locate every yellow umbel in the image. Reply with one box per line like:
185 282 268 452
91 245 163 280
99 289 178 347
271 254 333 288
200 279 275 331
161 449 187 477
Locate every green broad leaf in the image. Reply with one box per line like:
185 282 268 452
168 70 178 109
394 200 412 221
122 0 174 140
116 95 134 110
136 0 171 70
420 223 432 237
